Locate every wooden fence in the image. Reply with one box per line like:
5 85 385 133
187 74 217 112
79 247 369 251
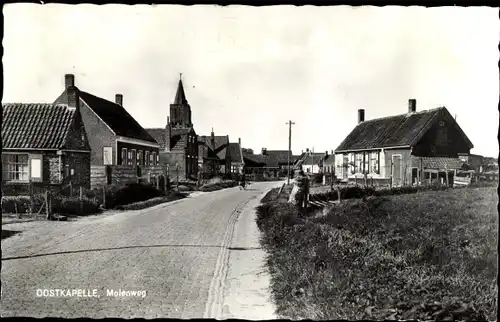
90 165 166 190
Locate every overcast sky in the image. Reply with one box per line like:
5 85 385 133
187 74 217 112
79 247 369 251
3 5 499 157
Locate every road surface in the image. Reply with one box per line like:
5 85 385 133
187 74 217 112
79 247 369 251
1 181 282 319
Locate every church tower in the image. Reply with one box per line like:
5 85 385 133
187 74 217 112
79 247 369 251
169 73 192 129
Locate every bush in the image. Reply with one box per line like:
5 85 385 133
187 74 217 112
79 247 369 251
199 179 238 192
52 196 100 216
2 196 32 214
2 195 48 214
105 182 163 209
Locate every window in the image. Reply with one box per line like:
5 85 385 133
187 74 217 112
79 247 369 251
130 150 136 166
127 150 133 166
349 153 355 174
156 153 160 165
150 152 155 165
363 153 369 174
103 147 112 165
355 153 363 173
3 154 29 181
121 148 127 165
137 151 143 166
370 151 380 174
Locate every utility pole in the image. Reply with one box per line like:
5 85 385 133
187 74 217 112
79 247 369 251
286 120 295 185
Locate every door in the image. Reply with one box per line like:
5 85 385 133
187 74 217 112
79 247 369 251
392 155 402 186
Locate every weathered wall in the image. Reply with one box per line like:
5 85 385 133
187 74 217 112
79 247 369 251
78 100 117 166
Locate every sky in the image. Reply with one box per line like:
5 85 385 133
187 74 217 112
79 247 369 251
3 4 499 157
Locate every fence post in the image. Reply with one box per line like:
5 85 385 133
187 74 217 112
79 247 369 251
79 186 83 214
102 185 107 209
45 190 51 220
176 165 180 192
29 181 34 214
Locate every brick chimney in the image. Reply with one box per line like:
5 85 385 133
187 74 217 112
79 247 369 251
238 137 241 146
65 74 75 88
358 109 365 124
65 74 79 110
211 128 215 149
325 151 329 156
261 148 267 155
408 99 417 113
115 94 123 106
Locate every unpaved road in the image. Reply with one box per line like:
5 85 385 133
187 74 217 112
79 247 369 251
1 182 282 319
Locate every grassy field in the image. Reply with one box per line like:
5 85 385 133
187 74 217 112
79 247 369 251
256 186 498 320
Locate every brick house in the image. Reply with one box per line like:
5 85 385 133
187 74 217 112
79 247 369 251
146 76 198 180
334 99 473 186
197 130 231 177
2 102 91 195
54 74 160 168
228 138 244 174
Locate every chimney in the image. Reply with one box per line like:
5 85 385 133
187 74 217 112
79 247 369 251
262 148 267 155
238 137 241 146
408 99 416 113
325 151 328 156
115 94 123 106
65 74 75 89
306 148 309 153
65 74 79 110
211 128 215 148
358 109 365 124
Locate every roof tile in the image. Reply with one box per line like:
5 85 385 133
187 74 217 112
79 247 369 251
2 103 78 150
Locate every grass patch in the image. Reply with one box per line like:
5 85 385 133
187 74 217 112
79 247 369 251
257 187 498 320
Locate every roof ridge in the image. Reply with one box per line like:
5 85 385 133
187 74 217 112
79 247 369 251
361 106 445 124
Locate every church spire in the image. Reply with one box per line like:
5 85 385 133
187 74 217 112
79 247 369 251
174 73 188 105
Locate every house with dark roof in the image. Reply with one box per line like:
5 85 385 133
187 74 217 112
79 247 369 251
334 99 473 186
228 138 244 174
294 149 327 174
242 148 298 179
2 102 91 195
146 75 198 180
197 130 231 177
54 74 160 168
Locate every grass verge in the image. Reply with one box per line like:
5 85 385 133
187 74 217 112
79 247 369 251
256 186 498 320
117 192 188 211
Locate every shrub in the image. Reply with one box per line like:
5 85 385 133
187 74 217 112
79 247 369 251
199 179 238 192
52 196 100 216
2 196 32 214
105 182 163 209
2 195 49 214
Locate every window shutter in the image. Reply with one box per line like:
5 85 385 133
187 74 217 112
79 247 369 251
29 154 42 182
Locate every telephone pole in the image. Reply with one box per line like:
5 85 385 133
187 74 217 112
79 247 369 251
286 120 295 185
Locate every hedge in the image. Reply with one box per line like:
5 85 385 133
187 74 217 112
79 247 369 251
309 183 453 203
104 182 164 209
1 195 100 216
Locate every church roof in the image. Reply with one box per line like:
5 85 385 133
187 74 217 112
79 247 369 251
173 77 188 105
